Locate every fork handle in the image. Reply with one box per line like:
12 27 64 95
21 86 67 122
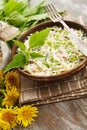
59 20 71 31
60 20 87 56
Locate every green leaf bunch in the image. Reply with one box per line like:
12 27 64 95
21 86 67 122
0 0 48 32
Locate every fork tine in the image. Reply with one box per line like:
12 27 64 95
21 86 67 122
45 4 69 29
45 4 57 22
45 4 61 22
49 4 60 22
49 4 62 22
48 4 57 15
50 4 61 18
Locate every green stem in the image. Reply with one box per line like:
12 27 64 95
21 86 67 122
0 89 6 95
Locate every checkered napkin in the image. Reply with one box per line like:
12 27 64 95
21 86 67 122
20 66 87 105
20 16 87 105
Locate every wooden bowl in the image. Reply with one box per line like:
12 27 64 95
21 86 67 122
12 20 87 81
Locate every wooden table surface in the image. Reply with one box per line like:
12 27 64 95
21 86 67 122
29 98 87 130
15 98 87 130
15 0 87 130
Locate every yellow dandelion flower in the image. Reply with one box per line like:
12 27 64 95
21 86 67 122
0 106 17 129
0 120 10 130
17 105 38 127
5 71 20 90
0 70 4 82
2 87 19 107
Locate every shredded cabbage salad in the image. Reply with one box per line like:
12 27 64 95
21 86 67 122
23 26 87 76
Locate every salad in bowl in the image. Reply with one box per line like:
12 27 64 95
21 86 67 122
5 21 87 81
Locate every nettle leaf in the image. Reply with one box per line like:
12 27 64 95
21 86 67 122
29 28 50 48
30 52 44 58
4 0 25 16
13 40 26 51
23 1 45 17
7 11 26 27
27 13 48 22
4 53 27 73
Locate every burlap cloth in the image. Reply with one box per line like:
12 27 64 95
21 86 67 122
20 16 87 105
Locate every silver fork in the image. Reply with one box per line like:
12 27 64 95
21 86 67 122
45 4 87 56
